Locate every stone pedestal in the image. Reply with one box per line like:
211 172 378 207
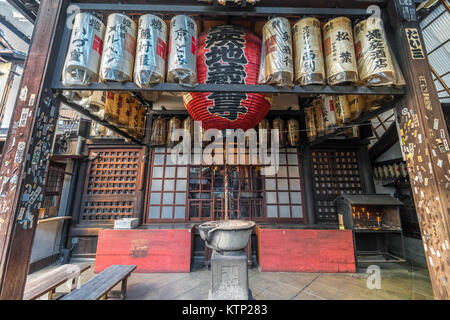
208 250 252 300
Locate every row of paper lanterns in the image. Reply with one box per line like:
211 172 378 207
62 12 405 89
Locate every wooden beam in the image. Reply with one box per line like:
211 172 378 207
0 0 67 299
388 0 450 299
5 0 37 23
369 123 399 162
430 64 450 96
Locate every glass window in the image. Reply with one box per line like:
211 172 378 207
278 192 290 204
152 167 163 178
292 206 303 218
154 154 165 165
165 167 176 178
278 179 289 190
175 193 186 205
164 180 175 191
279 206 290 218
266 192 277 204
265 178 276 190
151 179 162 191
174 207 185 219
176 180 187 191
161 206 173 219
260 149 305 220
267 205 277 218
177 167 187 178
149 206 160 219
150 193 161 205
291 192 302 204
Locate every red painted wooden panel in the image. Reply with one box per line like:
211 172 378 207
94 229 193 273
257 228 356 273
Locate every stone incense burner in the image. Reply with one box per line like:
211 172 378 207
198 220 255 253
199 219 255 300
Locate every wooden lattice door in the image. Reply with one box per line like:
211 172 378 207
79 146 146 223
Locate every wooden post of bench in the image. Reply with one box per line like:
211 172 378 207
120 277 128 300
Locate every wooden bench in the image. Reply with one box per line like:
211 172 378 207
24 263 91 300
61 265 136 300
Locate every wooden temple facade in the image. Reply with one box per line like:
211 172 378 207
0 0 448 300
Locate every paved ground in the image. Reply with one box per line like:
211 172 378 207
27 260 434 300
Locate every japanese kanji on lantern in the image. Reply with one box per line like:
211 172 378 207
348 95 367 119
292 17 326 85
184 25 270 130
167 15 198 86
151 117 167 146
63 12 105 86
104 91 119 123
258 17 294 87
99 13 137 82
313 101 325 137
354 17 396 86
320 95 337 134
305 106 317 142
128 103 146 139
272 117 287 147
134 14 167 91
84 91 106 119
258 119 270 147
287 119 300 147
334 95 352 126
323 17 358 85
167 117 182 148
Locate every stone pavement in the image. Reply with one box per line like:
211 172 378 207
27 260 434 300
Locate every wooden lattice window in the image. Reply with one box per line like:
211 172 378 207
80 147 145 222
263 148 306 221
42 162 66 218
311 150 363 223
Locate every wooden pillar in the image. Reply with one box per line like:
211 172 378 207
301 145 316 225
387 0 450 299
0 0 67 299
357 144 376 194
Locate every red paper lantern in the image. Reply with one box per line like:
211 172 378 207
184 25 270 130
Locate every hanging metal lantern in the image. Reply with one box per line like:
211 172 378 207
184 25 270 130
100 13 137 82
